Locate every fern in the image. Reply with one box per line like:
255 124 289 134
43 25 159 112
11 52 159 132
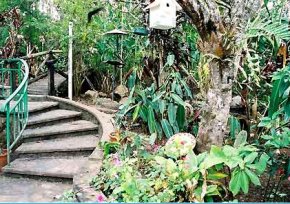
245 13 290 46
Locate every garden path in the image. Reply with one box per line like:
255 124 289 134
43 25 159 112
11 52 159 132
0 99 100 202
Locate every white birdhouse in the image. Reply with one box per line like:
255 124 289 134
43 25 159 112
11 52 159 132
145 0 182 30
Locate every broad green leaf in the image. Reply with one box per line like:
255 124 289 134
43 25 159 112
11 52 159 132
229 116 241 139
240 171 249 194
175 84 183 96
234 131 247 148
161 119 173 138
284 99 290 119
207 172 228 180
254 153 270 174
148 106 156 134
139 106 148 122
159 100 166 115
244 152 258 164
269 75 285 117
184 151 198 173
223 145 239 157
172 121 180 134
176 105 186 130
128 69 136 90
168 103 177 125
202 146 226 169
152 91 166 102
225 156 243 169
245 168 261 186
156 122 163 139
206 185 220 196
258 117 272 128
171 93 185 106
229 170 241 196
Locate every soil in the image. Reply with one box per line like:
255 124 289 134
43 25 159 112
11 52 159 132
237 174 290 202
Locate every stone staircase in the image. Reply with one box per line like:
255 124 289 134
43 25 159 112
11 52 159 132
0 99 100 202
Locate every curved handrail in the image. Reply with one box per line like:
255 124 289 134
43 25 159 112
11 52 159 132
0 59 29 112
0 58 29 164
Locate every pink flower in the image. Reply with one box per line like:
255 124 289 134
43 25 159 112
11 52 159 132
112 154 122 166
96 193 106 203
153 144 159 152
288 176 290 182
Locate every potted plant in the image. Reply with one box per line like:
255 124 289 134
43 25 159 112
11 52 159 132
0 147 7 170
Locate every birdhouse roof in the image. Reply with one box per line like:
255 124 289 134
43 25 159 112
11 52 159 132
145 0 182 11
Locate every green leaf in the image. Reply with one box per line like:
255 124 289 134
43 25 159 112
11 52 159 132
152 91 166 102
207 172 228 180
161 119 173 138
128 69 136 90
155 122 163 140
284 99 290 119
150 133 157 145
255 153 270 174
148 106 156 134
206 185 220 196
172 121 180 134
240 171 249 194
171 93 185 106
245 168 261 186
180 79 193 98
244 152 258 164
234 131 247 148
202 146 226 169
229 116 241 139
132 104 141 122
139 106 148 122
176 105 186 130
185 151 199 173
159 100 166 115
269 75 285 117
229 170 241 196
168 103 177 125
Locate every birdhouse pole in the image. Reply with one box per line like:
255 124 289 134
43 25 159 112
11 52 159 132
68 21 73 100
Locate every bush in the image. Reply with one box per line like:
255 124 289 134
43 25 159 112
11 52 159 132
91 131 268 202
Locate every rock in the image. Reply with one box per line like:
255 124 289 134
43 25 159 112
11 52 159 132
114 85 128 99
164 133 196 159
96 98 119 110
98 92 108 98
119 97 129 105
84 90 98 104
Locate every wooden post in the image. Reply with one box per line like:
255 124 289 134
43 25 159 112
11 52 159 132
68 22 73 100
46 57 56 96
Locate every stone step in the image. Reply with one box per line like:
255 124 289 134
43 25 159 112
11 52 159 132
23 120 98 142
15 135 99 155
27 109 82 128
3 156 88 179
28 102 59 114
0 176 71 202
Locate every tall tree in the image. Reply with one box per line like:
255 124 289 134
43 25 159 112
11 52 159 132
175 0 262 152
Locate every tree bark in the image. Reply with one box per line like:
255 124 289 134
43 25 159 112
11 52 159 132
175 0 261 152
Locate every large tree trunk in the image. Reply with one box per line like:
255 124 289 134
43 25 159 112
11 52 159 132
196 59 235 152
175 0 261 151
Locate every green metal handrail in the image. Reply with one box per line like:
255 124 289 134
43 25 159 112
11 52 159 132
0 58 29 164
